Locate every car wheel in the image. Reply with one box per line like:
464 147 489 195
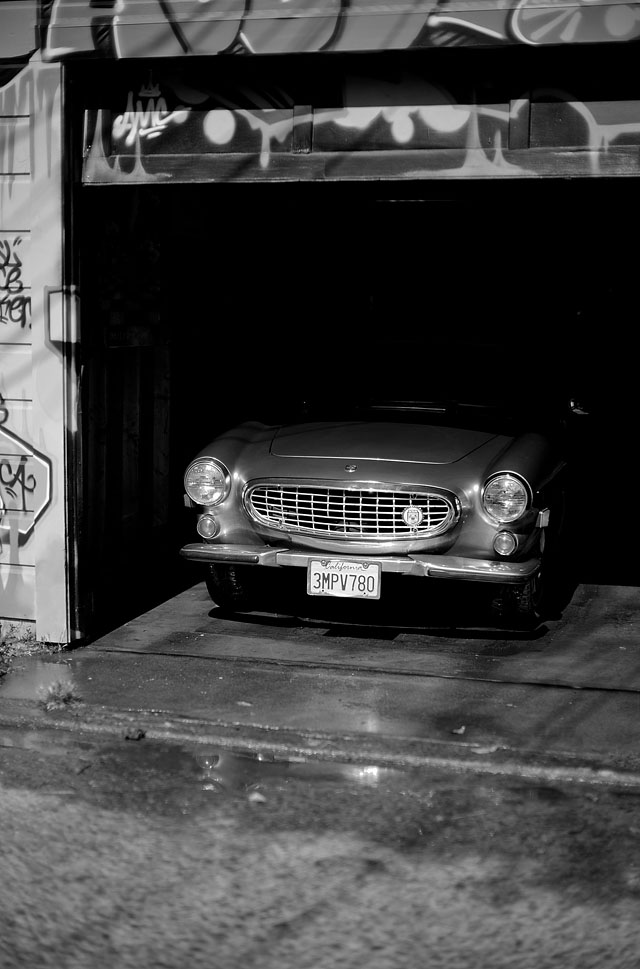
490 577 544 629
205 564 255 612
511 570 546 628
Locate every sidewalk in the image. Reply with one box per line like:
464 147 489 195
2 581 640 791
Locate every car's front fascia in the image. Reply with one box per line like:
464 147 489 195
180 416 566 588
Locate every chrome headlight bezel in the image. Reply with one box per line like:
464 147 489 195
481 472 531 524
184 458 231 507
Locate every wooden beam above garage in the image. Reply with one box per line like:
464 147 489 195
79 52 640 184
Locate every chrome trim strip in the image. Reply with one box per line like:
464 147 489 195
179 543 540 585
179 544 287 566
410 554 540 583
239 528 456 557
275 551 426 576
243 476 458 497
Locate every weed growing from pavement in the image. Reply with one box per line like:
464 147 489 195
0 621 65 671
37 678 82 711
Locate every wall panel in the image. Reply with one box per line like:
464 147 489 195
0 117 30 175
1 56 65 636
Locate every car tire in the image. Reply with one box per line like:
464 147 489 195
205 564 255 612
514 572 546 626
491 571 546 629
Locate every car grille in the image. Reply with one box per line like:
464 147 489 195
245 484 457 540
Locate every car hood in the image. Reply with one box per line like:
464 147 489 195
270 421 500 465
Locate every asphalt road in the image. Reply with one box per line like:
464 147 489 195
2 578 640 968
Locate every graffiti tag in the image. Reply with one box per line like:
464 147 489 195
0 455 36 514
0 396 52 558
113 89 190 147
0 236 31 330
0 294 31 328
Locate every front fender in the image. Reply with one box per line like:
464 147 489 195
485 432 567 496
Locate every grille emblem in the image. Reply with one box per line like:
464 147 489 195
345 464 357 473
402 506 424 527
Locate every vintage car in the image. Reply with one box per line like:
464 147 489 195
180 344 582 629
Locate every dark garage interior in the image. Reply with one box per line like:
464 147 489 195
76 176 635 639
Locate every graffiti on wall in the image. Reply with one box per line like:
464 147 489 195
112 86 191 148
32 0 640 59
0 49 70 633
0 236 31 331
82 71 640 181
0 393 52 561
4 0 640 63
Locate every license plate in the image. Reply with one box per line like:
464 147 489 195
307 559 381 599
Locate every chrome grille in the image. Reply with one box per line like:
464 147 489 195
245 484 457 539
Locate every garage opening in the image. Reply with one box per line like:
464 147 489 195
71 40 640 639
75 176 635 640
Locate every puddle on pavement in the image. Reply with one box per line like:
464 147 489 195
0 718 405 801
0 656 77 705
0 657 406 795
0 727 95 756
192 748 399 795
89 739 407 799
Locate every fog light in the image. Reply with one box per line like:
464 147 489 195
197 515 219 539
494 531 517 556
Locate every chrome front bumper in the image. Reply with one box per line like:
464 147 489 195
180 543 541 585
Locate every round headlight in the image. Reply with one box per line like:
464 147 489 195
184 459 230 506
482 473 529 523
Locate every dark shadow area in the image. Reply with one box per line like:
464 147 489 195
206 568 555 640
77 177 637 640
209 607 554 643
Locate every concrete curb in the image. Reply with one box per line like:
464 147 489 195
2 697 640 791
